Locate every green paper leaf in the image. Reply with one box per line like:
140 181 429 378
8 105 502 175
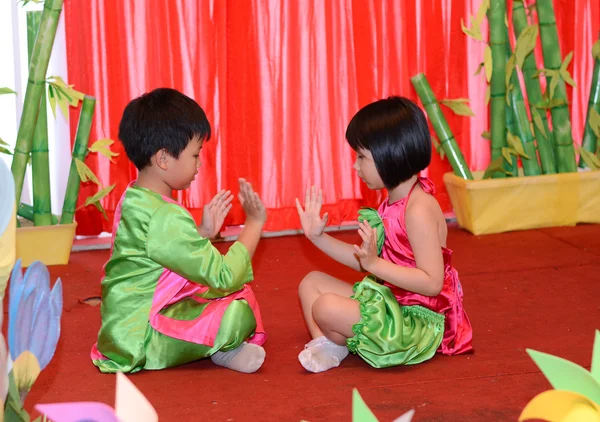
506 54 516 89
507 133 530 159
74 158 100 185
501 147 514 164
440 99 475 117
579 147 600 170
481 131 491 141
0 146 13 155
549 71 560 100
352 389 378 422
560 51 574 73
431 135 446 160
531 108 547 139
89 138 120 162
483 156 512 179
592 331 600 384
593 39 600 61
536 98 567 110
504 13 508 27
0 87 17 95
47 84 57 118
0 138 9 147
526 349 600 405
484 45 493 82
514 24 538 70
588 108 600 139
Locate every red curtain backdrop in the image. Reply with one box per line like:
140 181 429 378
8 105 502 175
64 0 600 236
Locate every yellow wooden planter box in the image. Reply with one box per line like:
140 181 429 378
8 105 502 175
15 222 77 267
443 170 600 235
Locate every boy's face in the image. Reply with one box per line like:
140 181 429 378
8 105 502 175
353 147 384 190
162 136 203 190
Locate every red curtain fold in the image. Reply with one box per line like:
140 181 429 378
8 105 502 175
64 0 600 236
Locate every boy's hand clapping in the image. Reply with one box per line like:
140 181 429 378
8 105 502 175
199 190 234 239
239 178 267 225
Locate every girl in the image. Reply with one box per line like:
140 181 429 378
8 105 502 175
295 96 473 373
91 88 267 374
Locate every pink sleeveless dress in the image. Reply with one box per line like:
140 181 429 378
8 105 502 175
346 177 473 368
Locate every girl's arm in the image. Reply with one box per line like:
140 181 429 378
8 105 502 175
355 200 445 296
296 186 362 272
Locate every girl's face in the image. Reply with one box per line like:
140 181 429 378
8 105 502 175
353 148 384 190
164 136 203 190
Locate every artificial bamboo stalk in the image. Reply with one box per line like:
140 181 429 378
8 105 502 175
512 1 557 174
18 203 58 225
504 27 542 176
10 0 64 205
60 96 96 225
489 0 507 178
536 0 577 173
579 32 600 168
410 73 473 180
27 10 53 226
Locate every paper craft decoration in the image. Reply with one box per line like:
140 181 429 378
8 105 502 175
520 330 600 421
0 159 16 299
352 389 415 422
34 372 158 422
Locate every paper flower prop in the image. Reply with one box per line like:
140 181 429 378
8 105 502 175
519 330 600 422
0 158 16 299
8 259 63 371
352 389 415 422
34 372 158 422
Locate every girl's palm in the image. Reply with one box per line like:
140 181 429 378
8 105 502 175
295 186 328 238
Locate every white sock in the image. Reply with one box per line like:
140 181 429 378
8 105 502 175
211 342 266 373
298 336 349 373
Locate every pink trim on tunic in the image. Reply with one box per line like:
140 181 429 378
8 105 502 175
378 177 473 355
91 182 266 362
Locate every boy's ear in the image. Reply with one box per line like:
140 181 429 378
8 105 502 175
153 149 169 170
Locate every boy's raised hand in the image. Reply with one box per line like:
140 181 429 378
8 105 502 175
295 186 328 240
199 189 234 239
238 178 266 225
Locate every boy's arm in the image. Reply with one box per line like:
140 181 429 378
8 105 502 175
146 203 253 292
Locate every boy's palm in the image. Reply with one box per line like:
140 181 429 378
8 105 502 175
295 186 328 238
239 178 267 224
199 190 234 238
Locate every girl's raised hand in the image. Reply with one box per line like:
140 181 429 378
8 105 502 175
353 219 379 271
295 186 328 240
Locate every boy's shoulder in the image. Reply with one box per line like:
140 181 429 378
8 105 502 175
120 186 187 222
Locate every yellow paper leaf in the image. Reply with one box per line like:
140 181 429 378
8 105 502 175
593 39 600 61
483 156 511 179
12 351 41 396
432 135 446 160
531 108 547 139
57 97 69 120
579 147 600 170
473 0 489 28
440 99 475 117
83 184 116 208
502 147 514 164
481 131 491 141
589 108 600 139
561 51 574 72
474 62 484 76
519 390 600 422
485 85 491 105
0 87 17 95
548 71 560 99
74 158 100 185
89 138 120 162
507 133 530 158
506 54 516 88
514 24 539 70
484 45 493 82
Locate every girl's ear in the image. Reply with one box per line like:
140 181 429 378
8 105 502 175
152 149 169 170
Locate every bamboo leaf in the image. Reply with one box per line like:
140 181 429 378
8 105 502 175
0 87 17 95
593 39 600 61
57 95 69 120
578 147 600 170
560 51 574 72
474 62 484 76
78 185 116 220
531 108 547 139
504 13 508 27
483 156 512 179
549 71 560 99
481 131 491 141
473 0 489 28
536 98 567 110
47 84 57 118
485 85 491 105
560 69 576 88
589 108 600 139
0 137 9 147
0 147 13 155
501 147 515 164
440 99 475 116
431 135 446 160
89 138 120 162
506 54 516 88
74 158 100 185
514 24 539 70
461 18 483 41
484 45 493 82
507 133 530 159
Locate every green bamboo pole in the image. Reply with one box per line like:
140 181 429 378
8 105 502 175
26 10 53 226
60 96 96 225
579 32 600 168
18 203 58 225
504 27 542 176
410 73 473 180
512 1 557 174
536 0 577 173
489 0 507 178
10 0 64 205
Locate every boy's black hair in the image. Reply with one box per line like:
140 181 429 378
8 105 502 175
345 96 432 189
118 87 211 170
